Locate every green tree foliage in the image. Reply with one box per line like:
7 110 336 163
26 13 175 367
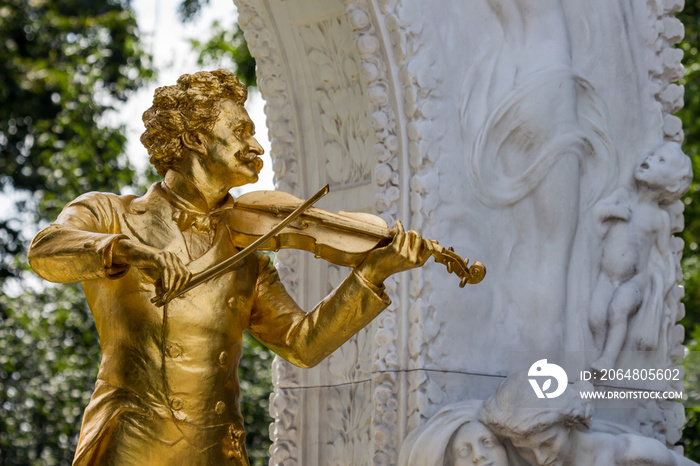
177 0 211 22
679 0 700 460
0 0 154 464
178 0 256 87
0 0 154 279
190 21 257 89
239 332 273 466
0 284 100 465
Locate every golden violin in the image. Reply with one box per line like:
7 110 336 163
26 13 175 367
153 185 485 306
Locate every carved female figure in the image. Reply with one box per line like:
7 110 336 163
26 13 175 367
399 400 510 465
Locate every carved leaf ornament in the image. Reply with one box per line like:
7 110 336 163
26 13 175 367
300 17 373 186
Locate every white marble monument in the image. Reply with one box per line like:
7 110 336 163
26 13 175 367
232 0 692 464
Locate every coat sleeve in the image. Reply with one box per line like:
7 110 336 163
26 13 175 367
28 192 130 283
247 254 391 368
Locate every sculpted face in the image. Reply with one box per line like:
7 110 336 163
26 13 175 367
634 143 686 190
203 99 264 189
448 421 508 466
510 426 571 466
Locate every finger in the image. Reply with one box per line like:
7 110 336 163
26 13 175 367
179 261 191 290
417 238 432 265
168 254 179 291
406 231 421 263
408 230 420 249
419 239 435 265
394 220 406 250
173 259 191 295
151 279 166 306
160 257 171 292
153 280 164 299
162 254 177 301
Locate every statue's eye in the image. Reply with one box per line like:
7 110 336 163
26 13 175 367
234 124 254 139
457 445 471 458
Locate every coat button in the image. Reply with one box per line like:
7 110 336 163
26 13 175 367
170 397 184 411
227 297 236 308
215 401 226 414
166 345 182 358
219 351 228 365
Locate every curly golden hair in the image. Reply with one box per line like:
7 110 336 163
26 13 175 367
140 70 248 176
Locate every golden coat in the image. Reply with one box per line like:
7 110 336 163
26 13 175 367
28 183 389 465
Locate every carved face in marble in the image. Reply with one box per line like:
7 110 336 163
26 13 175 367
634 141 692 202
509 426 571 466
447 421 508 466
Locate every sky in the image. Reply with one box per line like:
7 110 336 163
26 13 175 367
120 0 274 193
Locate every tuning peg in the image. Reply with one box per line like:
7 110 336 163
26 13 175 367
460 277 467 288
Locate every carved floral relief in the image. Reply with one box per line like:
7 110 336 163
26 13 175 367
298 15 374 187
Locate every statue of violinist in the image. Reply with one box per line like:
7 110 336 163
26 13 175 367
28 70 483 466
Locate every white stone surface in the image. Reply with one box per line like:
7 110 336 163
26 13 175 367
479 371 697 466
233 0 691 464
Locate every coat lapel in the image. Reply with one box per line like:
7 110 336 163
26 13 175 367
122 183 190 260
186 223 241 275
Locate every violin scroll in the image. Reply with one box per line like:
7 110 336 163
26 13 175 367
429 243 486 287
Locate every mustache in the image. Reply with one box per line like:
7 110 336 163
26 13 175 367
236 151 259 162
236 150 263 173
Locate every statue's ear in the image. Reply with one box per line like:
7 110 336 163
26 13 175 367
182 132 207 156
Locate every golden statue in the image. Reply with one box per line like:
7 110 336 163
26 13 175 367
28 70 483 465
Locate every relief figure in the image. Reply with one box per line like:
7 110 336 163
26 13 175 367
399 400 511 465
588 141 691 370
480 371 697 466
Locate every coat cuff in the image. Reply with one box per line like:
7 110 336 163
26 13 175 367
102 235 131 279
352 269 391 306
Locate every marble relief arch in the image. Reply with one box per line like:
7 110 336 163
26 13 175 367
233 0 690 464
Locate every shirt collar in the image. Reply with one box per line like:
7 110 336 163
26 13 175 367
160 172 235 232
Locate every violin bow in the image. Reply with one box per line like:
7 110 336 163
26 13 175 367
152 184 330 307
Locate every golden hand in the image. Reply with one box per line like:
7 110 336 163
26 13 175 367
113 239 191 303
355 220 434 286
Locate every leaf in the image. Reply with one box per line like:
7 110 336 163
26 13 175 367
542 378 552 392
